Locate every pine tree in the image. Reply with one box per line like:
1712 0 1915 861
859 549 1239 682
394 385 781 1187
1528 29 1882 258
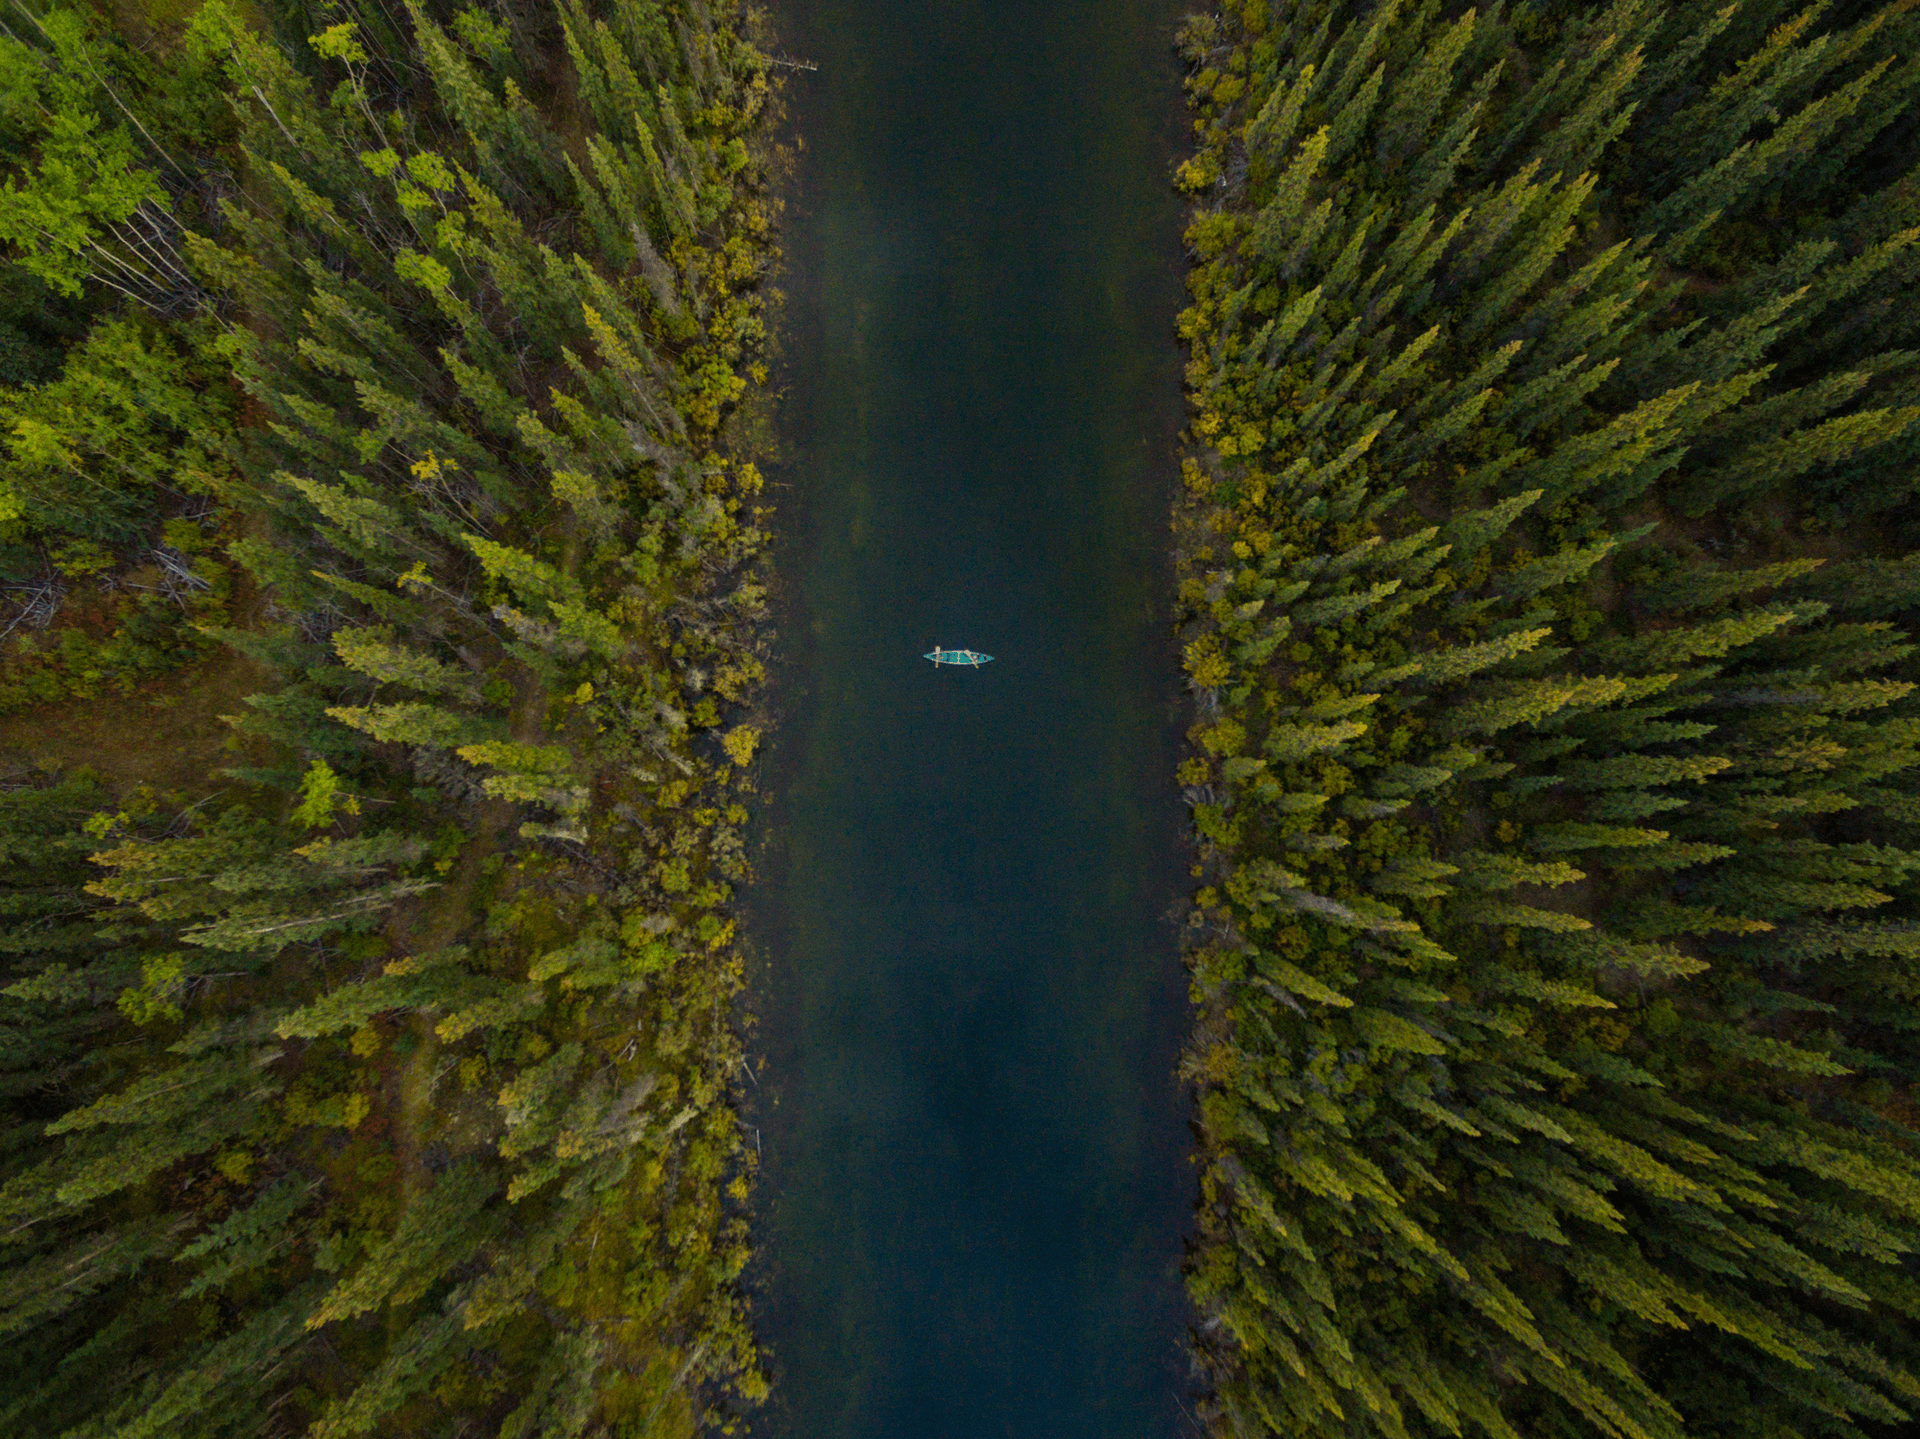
1174 3 1920 1432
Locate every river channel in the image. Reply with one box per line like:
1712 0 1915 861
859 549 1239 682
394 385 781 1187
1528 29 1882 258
749 1 1192 1434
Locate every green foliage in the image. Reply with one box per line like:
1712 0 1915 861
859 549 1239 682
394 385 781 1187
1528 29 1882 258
1175 1 1920 1435
290 758 356 828
0 1 238 307
0 316 231 541
0 0 777 1433
0 12 165 299
0 583 222 714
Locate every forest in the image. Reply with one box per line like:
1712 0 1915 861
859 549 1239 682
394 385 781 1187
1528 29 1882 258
0 0 777 1433
1172 0 1920 1436
12 0 1920 1434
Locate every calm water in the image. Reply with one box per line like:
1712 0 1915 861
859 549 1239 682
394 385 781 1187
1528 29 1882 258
750 1 1192 1435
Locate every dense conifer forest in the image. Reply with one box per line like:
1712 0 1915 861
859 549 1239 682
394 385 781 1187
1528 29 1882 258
0 0 777 1432
1172 0 1920 1435
15 0 1920 1432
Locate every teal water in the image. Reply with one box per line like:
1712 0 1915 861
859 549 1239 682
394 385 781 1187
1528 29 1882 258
752 1 1192 1434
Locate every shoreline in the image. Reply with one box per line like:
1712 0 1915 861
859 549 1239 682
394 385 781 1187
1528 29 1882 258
1166 2 1920 1434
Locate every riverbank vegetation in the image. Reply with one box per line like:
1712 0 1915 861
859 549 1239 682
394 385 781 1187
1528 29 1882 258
0 0 776 1433
1173 1 1920 1434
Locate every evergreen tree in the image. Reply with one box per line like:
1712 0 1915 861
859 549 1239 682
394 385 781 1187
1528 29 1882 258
1173 1 1920 1433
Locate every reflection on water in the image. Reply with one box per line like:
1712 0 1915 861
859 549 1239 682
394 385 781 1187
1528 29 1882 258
750 1 1193 1434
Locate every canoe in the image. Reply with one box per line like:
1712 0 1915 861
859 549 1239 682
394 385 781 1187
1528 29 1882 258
924 645 993 667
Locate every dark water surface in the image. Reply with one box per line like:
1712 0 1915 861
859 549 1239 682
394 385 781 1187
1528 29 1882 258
750 1 1192 1434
